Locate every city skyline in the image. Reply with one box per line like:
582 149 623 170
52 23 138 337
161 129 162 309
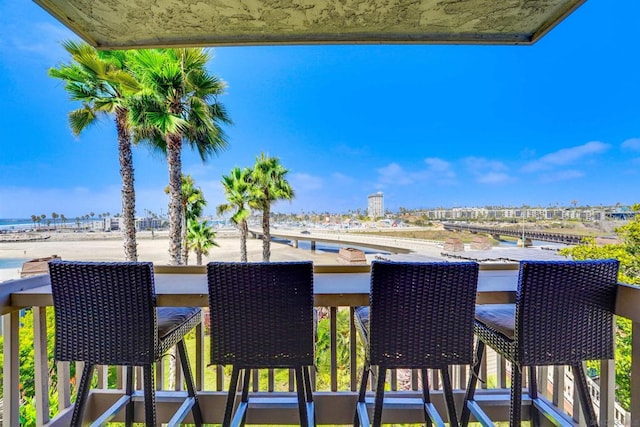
1 1 639 218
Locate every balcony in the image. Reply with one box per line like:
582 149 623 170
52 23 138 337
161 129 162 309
2 263 638 426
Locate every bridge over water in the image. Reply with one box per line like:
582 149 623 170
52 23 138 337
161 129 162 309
443 223 586 245
247 229 434 254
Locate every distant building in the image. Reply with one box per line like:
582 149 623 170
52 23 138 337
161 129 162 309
416 206 614 222
368 192 384 219
136 217 162 231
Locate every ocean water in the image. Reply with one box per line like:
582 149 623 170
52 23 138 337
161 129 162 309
0 258 28 269
0 218 33 231
272 237 390 255
0 219 35 271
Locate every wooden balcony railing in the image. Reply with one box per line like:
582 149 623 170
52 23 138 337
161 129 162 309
2 264 639 426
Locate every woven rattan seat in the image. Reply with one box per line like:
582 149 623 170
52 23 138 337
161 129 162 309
207 261 315 427
461 259 620 427
49 260 203 427
354 260 479 427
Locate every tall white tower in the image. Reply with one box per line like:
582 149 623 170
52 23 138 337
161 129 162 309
367 192 384 219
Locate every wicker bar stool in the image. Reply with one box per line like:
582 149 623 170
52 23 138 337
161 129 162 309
49 260 203 427
354 260 479 427
460 259 620 427
207 261 315 427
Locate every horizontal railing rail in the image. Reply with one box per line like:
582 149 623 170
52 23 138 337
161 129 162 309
1 264 638 426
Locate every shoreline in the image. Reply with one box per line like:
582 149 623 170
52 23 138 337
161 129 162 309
0 230 367 282
0 229 568 283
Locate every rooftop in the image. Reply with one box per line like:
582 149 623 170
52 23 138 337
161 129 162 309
34 0 585 49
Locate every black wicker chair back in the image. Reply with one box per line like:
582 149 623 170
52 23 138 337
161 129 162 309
461 259 620 427
49 260 203 427
355 260 479 427
50 260 157 365
207 261 315 426
369 260 479 368
516 259 619 365
207 261 315 368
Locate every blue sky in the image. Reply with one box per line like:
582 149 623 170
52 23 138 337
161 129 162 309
0 1 639 219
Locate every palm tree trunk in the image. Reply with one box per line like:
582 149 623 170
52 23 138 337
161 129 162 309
116 108 138 261
167 134 183 265
262 203 270 262
196 251 203 265
240 220 248 262
182 216 189 265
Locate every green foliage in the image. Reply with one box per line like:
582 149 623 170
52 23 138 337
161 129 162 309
560 203 640 410
16 308 70 425
187 219 218 265
0 335 3 398
127 48 231 265
315 308 360 391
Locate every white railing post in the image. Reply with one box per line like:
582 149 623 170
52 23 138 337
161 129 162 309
34 307 50 426
3 311 20 427
57 361 71 410
599 358 616 426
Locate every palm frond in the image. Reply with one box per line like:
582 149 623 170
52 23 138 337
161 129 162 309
68 108 97 136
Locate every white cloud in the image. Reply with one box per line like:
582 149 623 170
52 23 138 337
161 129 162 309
462 157 511 184
539 170 585 183
291 173 323 191
376 163 414 186
1 22 75 64
521 141 610 173
425 157 455 175
424 157 451 172
331 172 356 185
422 157 457 185
477 172 511 184
463 157 508 172
622 138 640 151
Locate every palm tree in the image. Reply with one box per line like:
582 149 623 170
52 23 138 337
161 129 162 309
250 153 294 262
186 219 218 266
128 48 231 265
49 41 140 261
51 212 59 229
168 174 207 265
217 167 253 262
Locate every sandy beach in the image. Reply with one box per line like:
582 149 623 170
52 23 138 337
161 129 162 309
0 229 358 282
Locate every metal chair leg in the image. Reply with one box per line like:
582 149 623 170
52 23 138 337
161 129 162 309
224 366 241 427
125 366 134 426
373 367 386 427
461 340 485 426
355 360 371 427
303 365 314 402
295 366 310 427
143 364 157 427
240 368 251 427
572 363 599 427
441 368 459 427
71 363 96 427
421 369 433 427
528 366 540 427
509 364 522 427
177 340 203 426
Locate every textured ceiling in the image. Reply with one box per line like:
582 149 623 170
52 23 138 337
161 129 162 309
34 0 585 49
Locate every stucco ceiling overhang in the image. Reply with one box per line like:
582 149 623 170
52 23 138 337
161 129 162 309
34 0 585 50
